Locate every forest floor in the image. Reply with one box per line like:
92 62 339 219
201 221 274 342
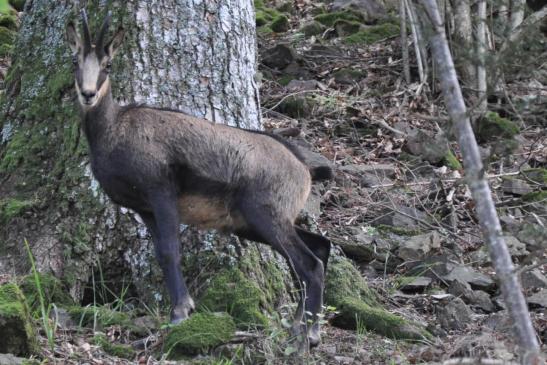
1 0 546 364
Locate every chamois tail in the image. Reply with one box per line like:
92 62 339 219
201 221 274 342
309 165 334 181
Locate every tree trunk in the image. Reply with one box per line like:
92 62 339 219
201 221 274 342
0 0 289 312
449 0 475 88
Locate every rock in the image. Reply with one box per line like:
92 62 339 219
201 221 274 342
400 276 432 292
301 188 322 220
396 231 441 261
436 297 473 330
502 178 534 196
0 354 26 365
338 231 376 261
270 15 290 33
331 0 387 23
301 21 326 37
521 269 547 290
469 247 491 267
482 311 512 332
503 235 529 258
286 79 320 92
517 223 547 252
443 266 496 292
376 206 428 228
404 129 449 164
0 283 38 356
360 173 392 187
261 44 296 70
333 68 366 84
334 19 361 36
527 289 547 308
50 307 75 329
477 112 519 143
334 355 355 364
275 95 313 118
448 281 496 313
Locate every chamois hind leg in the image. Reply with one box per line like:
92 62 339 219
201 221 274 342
237 202 325 348
294 227 331 345
142 194 194 324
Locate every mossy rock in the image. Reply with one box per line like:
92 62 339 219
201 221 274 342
0 198 35 224
325 255 378 307
68 305 132 329
0 26 16 47
277 75 294 86
276 95 314 118
314 10 364 27
344 22 399 44
199 268 268 328
300 21 326 37
0 283 38 356
276 2 294 14
477 112 519 142
20 273 75 315
334 19 362 36
376 224 422 236
165 312 236 358
332 297 430 341
9 0 25 12
93 333 135 360
0 14 17 30
333 68 366 84
522 168 547 185
271 14 289 32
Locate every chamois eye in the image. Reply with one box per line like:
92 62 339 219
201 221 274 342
105 61 112 72
72 55 78 65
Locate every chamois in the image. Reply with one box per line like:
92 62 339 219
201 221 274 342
66 11 332 347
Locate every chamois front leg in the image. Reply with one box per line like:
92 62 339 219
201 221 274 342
142 193 195 324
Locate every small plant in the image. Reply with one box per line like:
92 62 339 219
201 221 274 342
23 238 57 350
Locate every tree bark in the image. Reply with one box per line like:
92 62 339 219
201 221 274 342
416 1 542 363
448 0 475 88
476 0 487 115
0 0 289 311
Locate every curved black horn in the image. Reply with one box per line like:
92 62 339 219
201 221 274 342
80 9 92 53
96 11 112 56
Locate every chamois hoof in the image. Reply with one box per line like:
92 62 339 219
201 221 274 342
170 297 195 324
290 322 322 351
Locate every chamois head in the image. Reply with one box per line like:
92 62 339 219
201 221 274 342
66 10 124 109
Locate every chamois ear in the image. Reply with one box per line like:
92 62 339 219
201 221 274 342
105 27 125 58
66 22 81 53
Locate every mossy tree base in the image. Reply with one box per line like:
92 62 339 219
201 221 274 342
0 283 38 356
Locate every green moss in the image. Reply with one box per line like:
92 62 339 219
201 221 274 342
276 95 314 118
344 23 400 44
522 190 547 202
332 297 430 341
258 25 273 35
477 112 519 142
93 333 135 360
277 75 294 86
0 42 12 56
325 256 378 307
165 312 235 358
68 305 132 328
0 283 38 356
276 2 293 13
0 26 15 46
376 224 421 236
334 19 361 36
0 198 35 224
0 14 17 30
522 168 547 185
271 14 289 32
300 21 326 37
9 0 25 11
444 149 462 170
314 10 363 27
199 268 268 328
255 11 269 26
20 273 74 315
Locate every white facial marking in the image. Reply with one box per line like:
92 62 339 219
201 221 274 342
79 52 101 107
